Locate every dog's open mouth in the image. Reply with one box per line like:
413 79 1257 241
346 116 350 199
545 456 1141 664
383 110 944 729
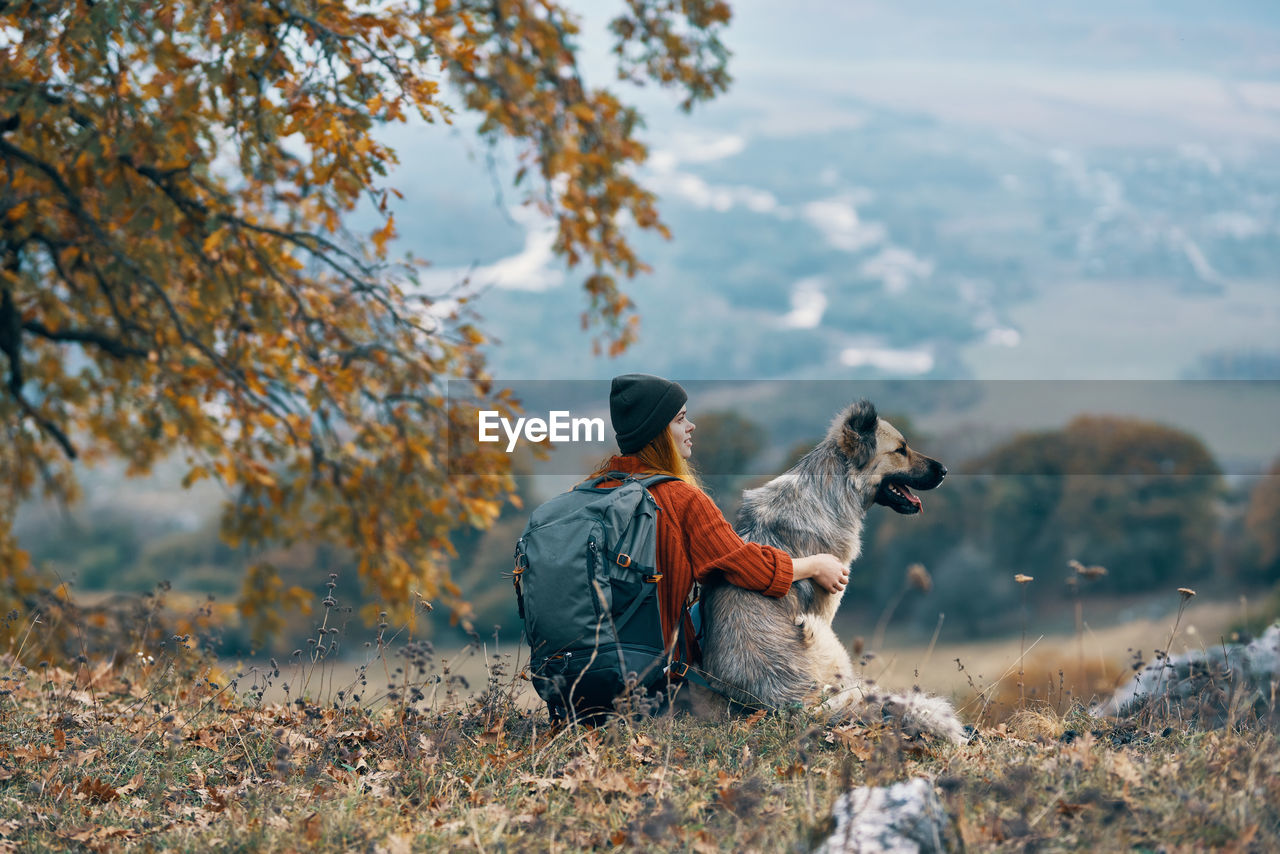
875 478 925 514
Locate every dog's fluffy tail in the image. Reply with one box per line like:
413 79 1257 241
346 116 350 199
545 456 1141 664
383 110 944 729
817 685 969 744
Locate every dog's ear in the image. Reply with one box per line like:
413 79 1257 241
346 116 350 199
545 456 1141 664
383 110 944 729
839 399 878 466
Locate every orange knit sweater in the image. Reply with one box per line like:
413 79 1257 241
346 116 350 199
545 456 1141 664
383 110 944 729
600 456 794 664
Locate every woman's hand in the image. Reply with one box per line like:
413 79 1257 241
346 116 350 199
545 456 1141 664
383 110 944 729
791 553 850 594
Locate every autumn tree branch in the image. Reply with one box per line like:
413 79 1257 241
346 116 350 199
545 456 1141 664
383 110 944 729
0 286 78 459
21 321 150 360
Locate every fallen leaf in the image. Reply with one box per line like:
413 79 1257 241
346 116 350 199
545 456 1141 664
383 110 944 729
301 811 321 843
75 777 119 803
67 748 101 768
1108 751 1142 789
375 833 414 854
115 772 144 797
832 728 873 760
516 773 559 790
1061 731 1098 770
1055 800 1087 817
774 760 805 779
13 745 55 762
691 829 719 854
190 728 222 750
65 825 137 844
588 769 634 794
282 729 319 753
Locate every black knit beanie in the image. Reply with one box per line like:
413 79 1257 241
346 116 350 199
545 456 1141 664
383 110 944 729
610 373 688 454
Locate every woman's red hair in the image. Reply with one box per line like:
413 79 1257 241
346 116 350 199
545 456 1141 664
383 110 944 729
591 427 702 489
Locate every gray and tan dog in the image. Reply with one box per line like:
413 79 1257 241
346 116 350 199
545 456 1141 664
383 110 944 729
698 400 967 742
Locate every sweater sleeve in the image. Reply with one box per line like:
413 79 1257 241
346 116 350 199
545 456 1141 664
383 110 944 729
662 483 794 598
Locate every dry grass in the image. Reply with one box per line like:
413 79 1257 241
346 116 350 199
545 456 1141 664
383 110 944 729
0 589 1276 852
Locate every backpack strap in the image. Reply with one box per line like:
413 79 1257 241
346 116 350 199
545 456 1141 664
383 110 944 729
668 659 757 711
576 471 681 492
575 470 641 490
636 473 679 489
606 473 678 572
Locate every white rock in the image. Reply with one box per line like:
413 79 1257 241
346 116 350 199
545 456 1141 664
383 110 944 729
816 777 958 854
1098 621 1280 725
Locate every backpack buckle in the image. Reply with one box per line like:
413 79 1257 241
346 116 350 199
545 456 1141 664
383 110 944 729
645 573 662 583
616 553 632 567
670 661 689 678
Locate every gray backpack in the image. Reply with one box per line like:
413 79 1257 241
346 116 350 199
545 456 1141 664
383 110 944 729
513 472 677 722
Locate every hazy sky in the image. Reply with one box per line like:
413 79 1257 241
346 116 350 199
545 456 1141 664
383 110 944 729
569 0 1280 147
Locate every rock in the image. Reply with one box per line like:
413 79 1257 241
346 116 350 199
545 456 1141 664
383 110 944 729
815 777 960 854
1097 621 1280 727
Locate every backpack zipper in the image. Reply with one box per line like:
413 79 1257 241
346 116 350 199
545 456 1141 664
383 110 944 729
586 537 603 621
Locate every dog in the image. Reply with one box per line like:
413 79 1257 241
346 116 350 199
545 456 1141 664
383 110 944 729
697 399 967 742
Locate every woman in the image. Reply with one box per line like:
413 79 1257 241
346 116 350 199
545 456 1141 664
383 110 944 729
594 373 849 670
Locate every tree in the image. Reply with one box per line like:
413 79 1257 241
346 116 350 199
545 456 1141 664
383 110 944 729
860 415 1224 637
1020 416 1222 592
0 0 732 631
1244 457 1280 583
